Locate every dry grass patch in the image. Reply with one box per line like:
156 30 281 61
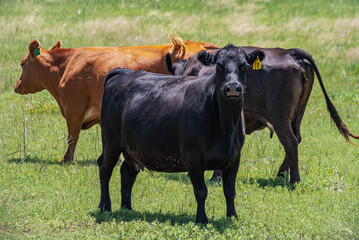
347 47 359 61
0 13 43 40
70 16 140 45
229 3 270 37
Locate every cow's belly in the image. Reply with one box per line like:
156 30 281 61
82 105 100 129
125 148 187 172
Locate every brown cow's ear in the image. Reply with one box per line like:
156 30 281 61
51 41 62 50
29 40 41 57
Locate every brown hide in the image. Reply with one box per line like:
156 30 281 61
15 37 219 162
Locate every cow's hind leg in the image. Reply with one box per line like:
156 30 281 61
98 147 121 212
274 122 300 184
210 170 222 181
277 64 313 181
187 151 208 224
120 152 140 210
277 121 302 179
222 157 240 219
277 155 290 178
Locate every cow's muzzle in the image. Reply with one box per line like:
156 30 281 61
223 83 242 102
14 80 23 94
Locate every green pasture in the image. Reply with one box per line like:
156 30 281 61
1 0 358 239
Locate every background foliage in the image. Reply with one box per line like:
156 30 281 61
1 0 358 239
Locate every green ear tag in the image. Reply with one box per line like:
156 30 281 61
33 45 40 57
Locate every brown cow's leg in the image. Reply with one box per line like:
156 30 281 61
62 116 82 162
222 156 240 219
98 147 121 212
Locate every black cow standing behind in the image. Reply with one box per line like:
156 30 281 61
98 44 265 224
166 47 359 184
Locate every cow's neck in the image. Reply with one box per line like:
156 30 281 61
213 77 245 148
36 49 75 114
217 95 244 140
43 49 75 96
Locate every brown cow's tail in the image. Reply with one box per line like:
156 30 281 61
291 48 359 144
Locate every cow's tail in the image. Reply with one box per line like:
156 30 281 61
291 48 359 144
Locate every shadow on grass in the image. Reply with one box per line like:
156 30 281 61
91 208 237 232
242 176 291 188
157 172 291 189
6 156 98 166
158 172 191 184
158 172 225 188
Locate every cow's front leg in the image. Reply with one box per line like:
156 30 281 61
222 156 240 219
62 113 83 162
187 151 208 224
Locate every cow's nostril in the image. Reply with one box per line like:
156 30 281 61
236 87 241 92
225 86 231 92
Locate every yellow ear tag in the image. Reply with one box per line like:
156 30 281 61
253 56 261 70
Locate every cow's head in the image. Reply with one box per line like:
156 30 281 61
14 40 61 95
198 44 265 103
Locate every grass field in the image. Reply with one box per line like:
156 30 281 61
1 0 359 239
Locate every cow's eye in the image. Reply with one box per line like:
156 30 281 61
241 64 250 71
216 61 224 71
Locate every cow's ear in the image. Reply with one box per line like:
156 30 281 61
246 50 265 65
165 53 175 74
51 41 62 50
197 50 215 66
29 40 41 57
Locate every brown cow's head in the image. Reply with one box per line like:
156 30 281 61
14 40 61 95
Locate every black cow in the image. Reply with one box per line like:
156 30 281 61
166 47 359 184
98 44 265 224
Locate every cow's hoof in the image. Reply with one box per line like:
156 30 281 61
60 159 71 164
277 170 288 178
196 218 208 225
227 213 238 220
120 204 132 210
98 203 111 212
195 215 208 225
209 170 222 182
61 156 73 163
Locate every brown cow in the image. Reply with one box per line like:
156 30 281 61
14 36 219 162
